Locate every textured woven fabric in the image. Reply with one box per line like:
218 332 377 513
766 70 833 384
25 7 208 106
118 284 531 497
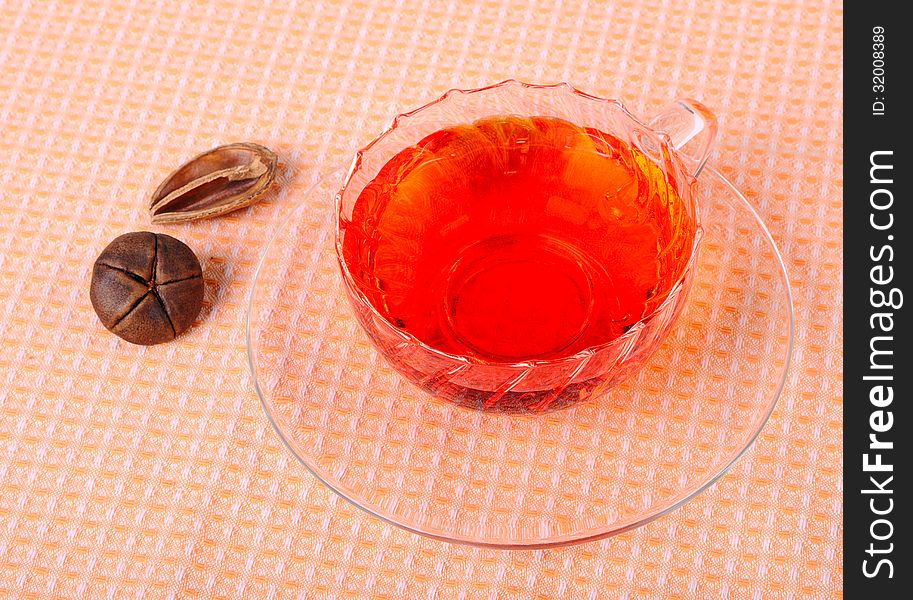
0 0 842 597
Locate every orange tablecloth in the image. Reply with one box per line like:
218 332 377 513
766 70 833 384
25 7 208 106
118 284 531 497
0 0 842 596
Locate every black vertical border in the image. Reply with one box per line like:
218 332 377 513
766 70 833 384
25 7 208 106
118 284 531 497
844 2 910 595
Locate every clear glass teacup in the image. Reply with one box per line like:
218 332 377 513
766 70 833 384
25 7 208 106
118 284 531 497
335 80 716 412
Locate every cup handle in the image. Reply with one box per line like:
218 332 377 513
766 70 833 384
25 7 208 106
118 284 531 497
648 99 718 178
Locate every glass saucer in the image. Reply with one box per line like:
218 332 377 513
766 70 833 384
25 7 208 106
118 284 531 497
246 165 793 548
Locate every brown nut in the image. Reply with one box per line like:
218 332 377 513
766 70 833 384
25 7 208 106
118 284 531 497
90 232 204 345
149 142 278 223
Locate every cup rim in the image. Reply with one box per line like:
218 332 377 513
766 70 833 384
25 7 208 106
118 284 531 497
334 79 704 369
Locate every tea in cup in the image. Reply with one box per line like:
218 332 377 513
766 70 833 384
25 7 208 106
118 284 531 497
336 80 716 412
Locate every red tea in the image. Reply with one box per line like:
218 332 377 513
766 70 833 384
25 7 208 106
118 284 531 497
340 115 695 362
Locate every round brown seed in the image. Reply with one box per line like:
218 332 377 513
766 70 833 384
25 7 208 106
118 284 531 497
90 232 204 345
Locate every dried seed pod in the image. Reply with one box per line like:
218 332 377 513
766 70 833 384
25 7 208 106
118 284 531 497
150 142 278 223
90 232 204 345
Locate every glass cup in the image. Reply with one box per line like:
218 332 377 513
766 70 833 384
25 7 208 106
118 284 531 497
335 80 717 412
